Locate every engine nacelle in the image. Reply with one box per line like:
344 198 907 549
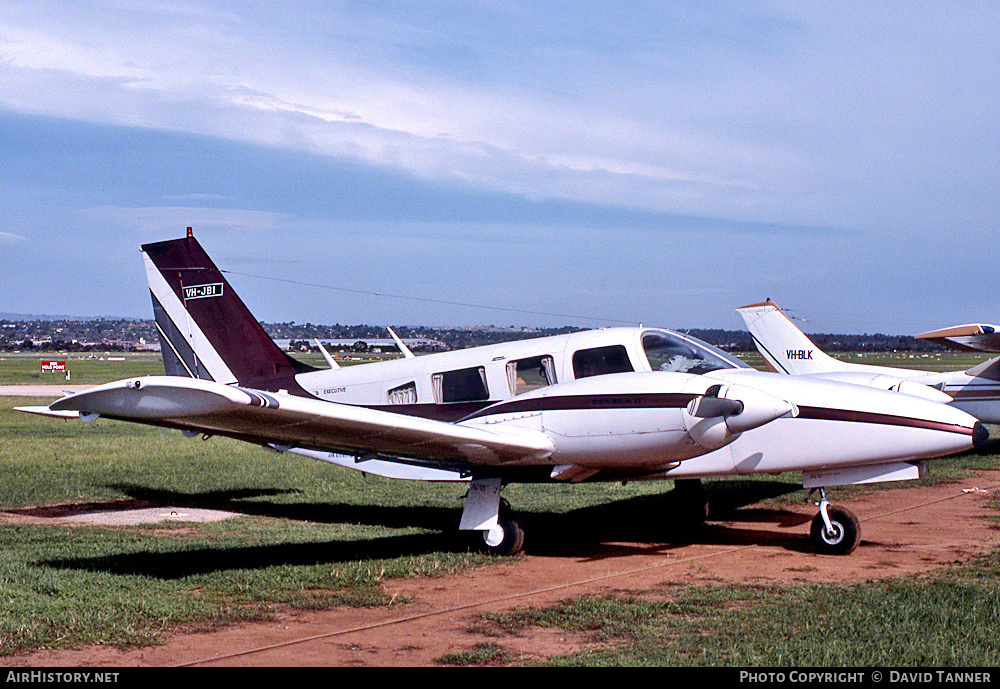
682 382 795 450
804 371 952 404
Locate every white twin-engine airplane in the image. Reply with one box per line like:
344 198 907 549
18 232 989 557
737 300 1000 425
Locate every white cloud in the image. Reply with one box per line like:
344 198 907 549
77 206 296 236
0 3 812 221
0 231 28 244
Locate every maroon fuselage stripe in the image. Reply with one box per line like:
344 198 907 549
458 397 974 437
795 406 974 436
945 388 1000 400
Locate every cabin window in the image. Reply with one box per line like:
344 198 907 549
507 355 557 395
387 381 417 405
432 366 489 403
641 330 747 375
572 345 634 379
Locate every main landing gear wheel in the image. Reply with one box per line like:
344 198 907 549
671 479 710 525
461 481 525 556
477 516 525 556
809 490 860 556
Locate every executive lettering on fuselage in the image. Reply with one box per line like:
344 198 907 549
786 349 814 360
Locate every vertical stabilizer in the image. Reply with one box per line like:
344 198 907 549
143 229 316 388
736 300 849 375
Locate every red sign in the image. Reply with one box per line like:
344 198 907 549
41 360 66 372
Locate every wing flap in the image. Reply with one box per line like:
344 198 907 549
44 377 554 466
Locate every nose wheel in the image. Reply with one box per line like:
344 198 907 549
808 489 860 555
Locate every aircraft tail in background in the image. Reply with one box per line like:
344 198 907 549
736 300 851 375
142 228 317 388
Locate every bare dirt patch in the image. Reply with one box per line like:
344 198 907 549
1 499 238 526
8 473 1000 668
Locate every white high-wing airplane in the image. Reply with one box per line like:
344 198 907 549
17 233 989 557
737 300 1000 424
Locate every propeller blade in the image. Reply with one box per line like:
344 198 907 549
688 396 744 418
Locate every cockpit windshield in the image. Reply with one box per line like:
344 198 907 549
641 330 750 375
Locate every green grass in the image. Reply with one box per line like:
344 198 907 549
447 451 1000 666
465 555 1000 666
831 351 997 371
0 397 698 657
0 398 501 655
0 353 165 385
0 351 391 386
438 642 514 666
3 349 988 385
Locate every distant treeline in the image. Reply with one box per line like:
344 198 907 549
1 317 949 354
684 328 948 354
0 318 157 352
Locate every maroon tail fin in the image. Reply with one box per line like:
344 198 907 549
142 229 317 389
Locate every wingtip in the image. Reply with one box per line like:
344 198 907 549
14 406 79 419
915 324 986 339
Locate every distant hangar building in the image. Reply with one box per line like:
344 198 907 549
273 338 447 352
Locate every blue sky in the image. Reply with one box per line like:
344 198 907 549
1 2 998 334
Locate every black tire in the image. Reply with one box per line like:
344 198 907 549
476 517 525 556
810 506 861 555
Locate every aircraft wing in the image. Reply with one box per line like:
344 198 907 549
915 324 1000 353
18 376 554 468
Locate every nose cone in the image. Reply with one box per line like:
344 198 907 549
704 369 985 469
720 383 796 433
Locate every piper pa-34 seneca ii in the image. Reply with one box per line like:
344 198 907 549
737 299 1000 425
18 232 989 556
